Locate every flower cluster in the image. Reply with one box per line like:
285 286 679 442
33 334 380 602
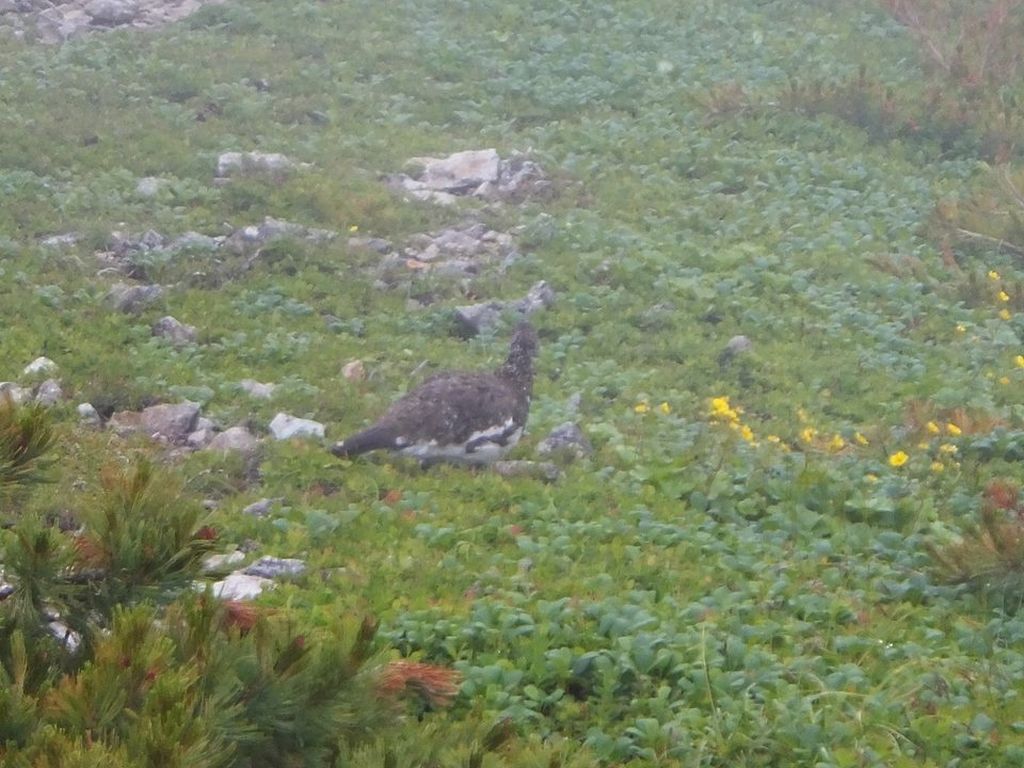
635 399 671 415
709 396 756 444
887 420 961 473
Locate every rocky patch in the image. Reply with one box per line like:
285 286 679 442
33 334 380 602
3 0 226 44
454 280 555 336
388 149 549 205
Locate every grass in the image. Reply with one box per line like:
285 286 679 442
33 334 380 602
3 0 1024 764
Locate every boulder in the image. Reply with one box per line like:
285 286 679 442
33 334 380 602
108 283 163 313
84 0 138 25
211 572 273 600
152 316 197 346
269 412 324 440
23 356 57 376
537 422 593 461
207 426 260 455
243 556 306 580
239 379 276 399
34 379 63 407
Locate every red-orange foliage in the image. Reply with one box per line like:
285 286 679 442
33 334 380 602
375 660 461 708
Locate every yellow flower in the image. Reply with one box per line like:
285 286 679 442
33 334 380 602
659 401 671 415
946 423 962 436
865 473 879 483
931 461 945 473
916 441 930 450
800 427 817 443
709 396 739 423
1000 376 1011 385
925 421 940 435
828 434 845 452
766 434 781 444
939 443 958 454
854 432 869 446
1000 308 1012 320
955 323 967 334
888 450 909 468
999 291 1010 303
740 425 755 443
989 270 1001 281
1016 355 1024 369
348 224 359 233
796 408 809 423
634 401 650 414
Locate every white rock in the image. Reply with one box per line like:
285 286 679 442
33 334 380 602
341 360 365 382
24 356 57 376
202 550 246 573
210 572 274 600
0 383 28 404
216 151 301 178
35 379 63 407
412 149 500 192
78 403 102 426
239 379 276 399
135 177 167 198
269 412 324 440
47 620 81 653
207 426 260 454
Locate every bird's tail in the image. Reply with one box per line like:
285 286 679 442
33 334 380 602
330 425 398 458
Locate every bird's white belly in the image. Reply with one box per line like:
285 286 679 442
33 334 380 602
397 426 522 465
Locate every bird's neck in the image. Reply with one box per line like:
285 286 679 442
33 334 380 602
498 352 534 395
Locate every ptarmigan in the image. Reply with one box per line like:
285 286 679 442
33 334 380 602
330 322 539 465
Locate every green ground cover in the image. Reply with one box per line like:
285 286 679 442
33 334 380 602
3 0 1024 764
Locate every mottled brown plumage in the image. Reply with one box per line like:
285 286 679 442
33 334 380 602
331 323 539 464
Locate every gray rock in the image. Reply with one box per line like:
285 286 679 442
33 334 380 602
77 402 102 426
152 316 197 346
215 151 304 178
210 572 273 600
492 460 562 483
168 231 223 252
410 149 500 193
455 281 554 337
35 379 63 407
46 620 81 653
242 498 277 517
35 7 92 42
186 425 216 449
719 334 753 367
537 422 592 461
207 426 260 455
142 402 201 441
108 282 163 313
243 556 307 580
239 379 276 399
202 550 245 573
224 217 336 254
513 280 556 316
269 412 324 440
341 360 365 381
84 0 138 25
391 149 547 204
0 383 28 404
40 233 79 248
23 356 57 376
109 401 200 443
135 177 167 198
454 301 504 337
